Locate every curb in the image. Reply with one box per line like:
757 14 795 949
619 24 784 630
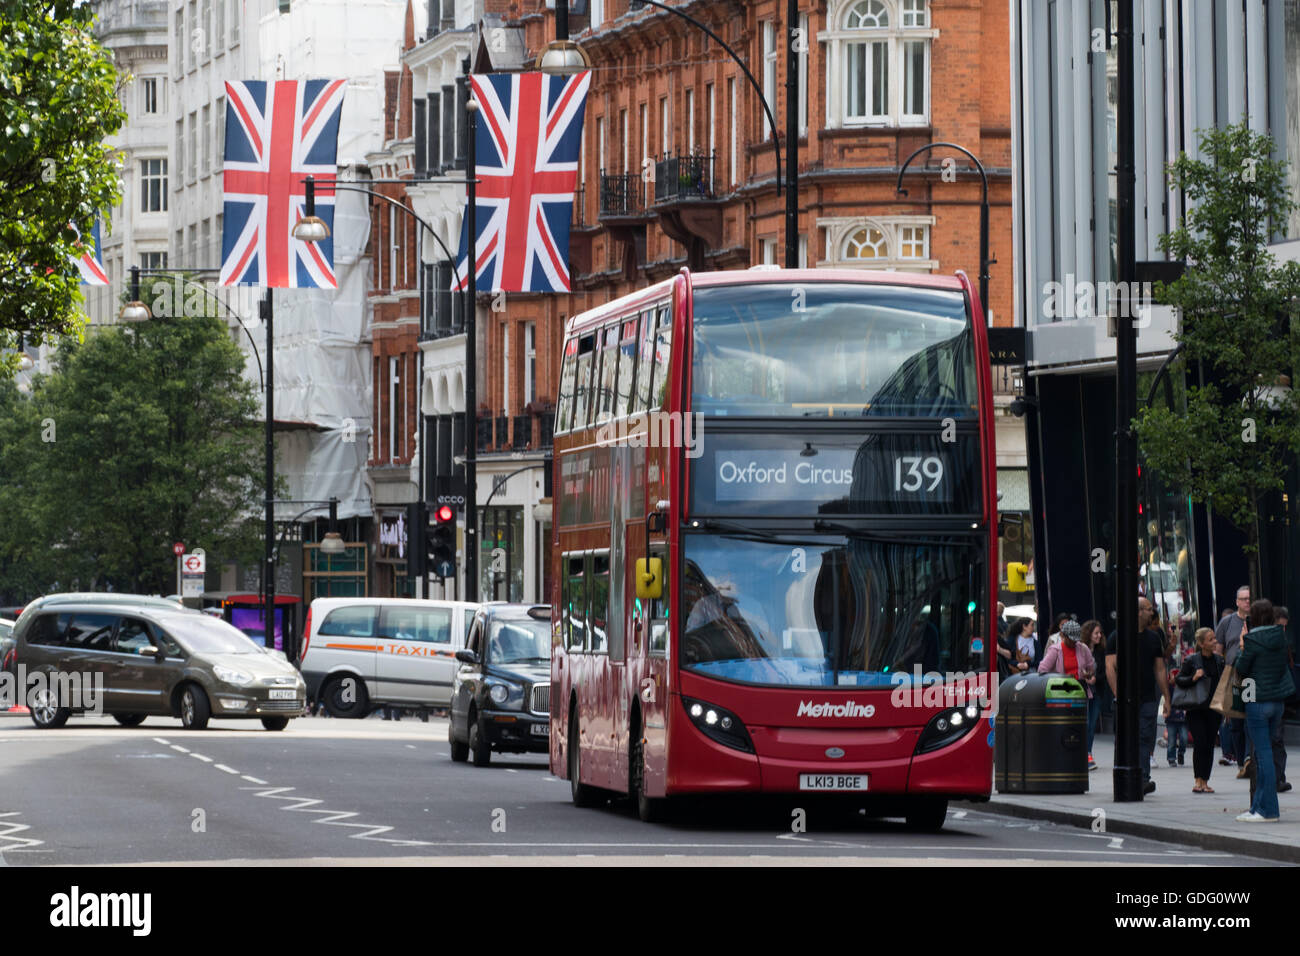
958 797 1300 865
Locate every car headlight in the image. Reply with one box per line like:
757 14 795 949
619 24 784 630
213 665 254 687
487 682 523 709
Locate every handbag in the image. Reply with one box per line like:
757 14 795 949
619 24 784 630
1210 664 1244 720
1171 671 1211 710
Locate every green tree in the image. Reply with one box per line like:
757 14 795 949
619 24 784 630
1134 123 1300 595
0 306 267 596
0 0 126 369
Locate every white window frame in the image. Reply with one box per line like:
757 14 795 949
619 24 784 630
202 104 211 175
728 78 737 185
822 0 935 129
761 20 777 141
686 88 695 153
596 116 605 175
141 77 160 114
215 96 225 167
188 111 197 182
798 14 809 136
140 158 167 212
525 322 536 406
760 237 777 265
388 356 399 461
818 215 937 272
659 96 670 154
389 206 399 290
706 84 715 169
620 108 628 173
638 102 647 170
214 0 224 51
229 0 239 45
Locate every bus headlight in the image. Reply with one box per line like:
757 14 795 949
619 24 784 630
915 703 982 755
682 696 753 753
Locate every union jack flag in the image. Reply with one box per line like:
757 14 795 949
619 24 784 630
220 79 348 288
455 71 590 294
73 218 107 286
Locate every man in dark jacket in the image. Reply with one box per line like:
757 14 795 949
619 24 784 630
1107 597 1169 794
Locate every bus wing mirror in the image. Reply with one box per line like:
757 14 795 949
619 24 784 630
636 557 663 601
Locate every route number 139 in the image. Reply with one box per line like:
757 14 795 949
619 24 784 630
894 456 944 492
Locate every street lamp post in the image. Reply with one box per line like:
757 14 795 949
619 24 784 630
896 142 991 313
464 92 480 602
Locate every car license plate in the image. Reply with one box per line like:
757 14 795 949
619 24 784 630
799 773 868 792
530 723 550 737
268 689 297 700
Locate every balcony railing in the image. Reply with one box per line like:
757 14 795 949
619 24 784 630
572 186 586 227
653 150 715 204
475 417 493 453
495 415 509 449
512 414 531 450
599 173 645 218
992 364 1022 396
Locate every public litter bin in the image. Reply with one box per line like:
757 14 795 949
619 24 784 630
995 673 1088 793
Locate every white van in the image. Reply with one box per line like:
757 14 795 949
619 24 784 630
300 598 479 717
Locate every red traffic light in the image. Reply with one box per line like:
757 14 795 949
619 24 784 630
434 504 455 523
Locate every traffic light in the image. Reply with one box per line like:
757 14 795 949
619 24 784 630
427 503 456 580
1007 561 1031 593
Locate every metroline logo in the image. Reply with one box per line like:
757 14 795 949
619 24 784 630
796 700 876 719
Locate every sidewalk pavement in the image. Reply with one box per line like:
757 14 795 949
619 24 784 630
965 732 1300 864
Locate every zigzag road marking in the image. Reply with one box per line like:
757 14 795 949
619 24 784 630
239 786 433 847
0 812 43 851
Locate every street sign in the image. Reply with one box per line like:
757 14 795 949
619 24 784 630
182 553 206 574
182 576 204 597
172 542 185 556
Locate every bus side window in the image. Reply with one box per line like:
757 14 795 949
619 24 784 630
648 546 669 655
652 305 672 410
595 326 620 424
556 337 578 432
571 334 596 429
565 554 586 652
636 309 657 412
590 553 610 653
617 317 639 418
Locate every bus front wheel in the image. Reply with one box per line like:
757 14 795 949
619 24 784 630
568 710 602 808
904 798 949 832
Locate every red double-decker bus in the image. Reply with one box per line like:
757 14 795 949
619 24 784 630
550 267 997 828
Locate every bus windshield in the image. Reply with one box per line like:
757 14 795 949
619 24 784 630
679 534 986 687
691 282 976 418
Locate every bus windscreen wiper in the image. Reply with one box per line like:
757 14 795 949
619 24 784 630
698 519 818 544
812 519 982 547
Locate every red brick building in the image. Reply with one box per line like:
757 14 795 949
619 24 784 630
365 2 424 596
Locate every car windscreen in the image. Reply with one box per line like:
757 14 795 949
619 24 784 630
164 615 264 655
486 617 551 665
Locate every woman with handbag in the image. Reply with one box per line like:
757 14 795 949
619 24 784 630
1176 627 1224 793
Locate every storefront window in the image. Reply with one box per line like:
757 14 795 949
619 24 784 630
480 505 524 602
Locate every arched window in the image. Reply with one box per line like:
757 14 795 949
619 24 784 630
843 225 888 259
832 0 930 126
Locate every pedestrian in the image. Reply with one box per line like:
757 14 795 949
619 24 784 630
1039 619 1098 769
1177 627 1224 793
1080 619 1106 768
1216 585 1252 778
1163 630 1187 768
1106 596 1170 794
996 617 1023 682
1043 612 1071 652
1013 617 1037 672
1272 606 1292 792
995 602 1008 641
1234 598 1295 822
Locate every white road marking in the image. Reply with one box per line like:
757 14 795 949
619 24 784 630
0 812 43 851
153 737 170 745
952 810 968 819
240 785 434 847
241 775 268 785
1109 837 1125 849
170 744 189 753
214 764 240 775
189 753 213 763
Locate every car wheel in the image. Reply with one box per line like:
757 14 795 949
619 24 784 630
448 713 469 762
468 709 491 767
112 713 147 727
179 685 211 730
260 716 290 731
322 675 370 719
568 707 601 808
904 798 948 832
629 720 665 823
29 686 69 729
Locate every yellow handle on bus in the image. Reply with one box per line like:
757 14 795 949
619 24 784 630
1007 562 1032 593
636 557 663 601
